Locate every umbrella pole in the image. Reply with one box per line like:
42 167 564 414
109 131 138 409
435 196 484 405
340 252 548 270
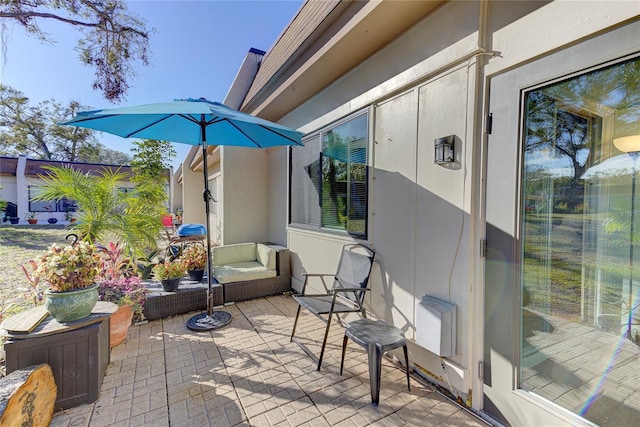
202 139 215 316
186 120 232 331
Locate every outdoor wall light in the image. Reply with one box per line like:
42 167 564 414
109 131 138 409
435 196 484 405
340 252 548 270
434 135 455 164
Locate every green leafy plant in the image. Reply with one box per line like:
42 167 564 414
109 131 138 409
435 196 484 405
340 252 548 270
31 166 163 257
179 245 207 271
23 241 101 292
152 260 184 280
25 212 39 220
136 249 159 279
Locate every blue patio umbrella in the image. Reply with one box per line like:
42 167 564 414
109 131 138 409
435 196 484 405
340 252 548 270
61 98 304 331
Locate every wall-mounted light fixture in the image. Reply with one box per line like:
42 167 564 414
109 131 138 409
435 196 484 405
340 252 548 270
434 135 455 164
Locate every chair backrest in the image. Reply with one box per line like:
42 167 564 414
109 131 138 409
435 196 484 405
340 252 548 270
333 244 375 305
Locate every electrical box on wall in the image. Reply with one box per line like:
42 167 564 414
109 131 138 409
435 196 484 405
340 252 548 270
416 295 456 357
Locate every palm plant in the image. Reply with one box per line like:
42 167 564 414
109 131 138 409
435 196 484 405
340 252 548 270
31 166 163 256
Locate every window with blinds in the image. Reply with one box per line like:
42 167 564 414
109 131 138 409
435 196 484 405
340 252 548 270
290 111 368 238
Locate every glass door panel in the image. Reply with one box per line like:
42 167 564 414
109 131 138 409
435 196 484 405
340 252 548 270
520 57 640 424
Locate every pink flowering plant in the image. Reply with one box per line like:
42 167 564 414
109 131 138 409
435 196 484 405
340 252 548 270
96 242 148 321
152 260 184 280
23 241 101 292
179 245 207 271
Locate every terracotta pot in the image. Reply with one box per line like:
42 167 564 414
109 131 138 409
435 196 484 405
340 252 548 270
161 277 181 292
44 284 99 323
188 269 204 282
110 304 133 347
27 219 38 224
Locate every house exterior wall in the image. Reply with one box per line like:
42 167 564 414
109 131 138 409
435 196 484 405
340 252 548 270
181 157 208 226
175 1 638 424
248 1 640 425
282 0 483 399
221 147 269 244
267 146 290 246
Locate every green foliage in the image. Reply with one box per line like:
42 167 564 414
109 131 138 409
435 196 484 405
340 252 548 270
0 185 6 212
1 1 150 103
152 260 184 280
31 166 162 257
129 139 176 216
0 85 131 163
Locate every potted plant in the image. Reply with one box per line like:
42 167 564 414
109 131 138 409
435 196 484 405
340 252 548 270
26 212 39 224
179 245 207 282
47 214 58 224
9 216 19 224
21 240 101 322
152 259 184 292
95 242 147 346
65 211 76 223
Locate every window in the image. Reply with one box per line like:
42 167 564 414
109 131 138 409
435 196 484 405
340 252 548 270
28 186 57 212
290 111 368 237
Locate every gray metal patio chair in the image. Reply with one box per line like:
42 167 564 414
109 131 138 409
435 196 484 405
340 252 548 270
290 243 375 370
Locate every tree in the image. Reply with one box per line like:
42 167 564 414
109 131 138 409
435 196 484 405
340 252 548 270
1 0 150 103
129 139 175 214
0 84 131 163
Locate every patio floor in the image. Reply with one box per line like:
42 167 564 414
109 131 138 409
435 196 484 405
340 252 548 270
50 295 490 427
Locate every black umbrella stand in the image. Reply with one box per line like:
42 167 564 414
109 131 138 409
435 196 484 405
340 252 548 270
187 120 232 331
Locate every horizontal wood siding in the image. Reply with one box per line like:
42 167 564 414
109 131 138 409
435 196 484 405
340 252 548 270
243 0 341 106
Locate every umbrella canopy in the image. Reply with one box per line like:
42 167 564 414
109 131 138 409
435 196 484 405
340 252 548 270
61 98 304 331
61 98 303 148
582 153 640 180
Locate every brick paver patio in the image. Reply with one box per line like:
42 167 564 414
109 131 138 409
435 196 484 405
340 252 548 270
50 295 490 426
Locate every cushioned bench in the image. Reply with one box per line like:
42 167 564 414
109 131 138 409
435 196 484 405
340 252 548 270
213 243 277 283
214 243 291 303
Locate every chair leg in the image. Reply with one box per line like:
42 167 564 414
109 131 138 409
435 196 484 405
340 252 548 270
403 344 411 391
340 334 349 376
290 305 302 341
317 314 333 371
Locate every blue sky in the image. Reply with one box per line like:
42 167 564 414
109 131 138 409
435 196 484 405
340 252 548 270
0 0 303 170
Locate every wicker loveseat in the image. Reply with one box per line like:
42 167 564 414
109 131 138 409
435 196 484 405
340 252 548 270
213 243 291 302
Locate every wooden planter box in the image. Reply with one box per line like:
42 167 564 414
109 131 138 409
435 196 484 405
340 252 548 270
2 305 115 411
4 320 110 410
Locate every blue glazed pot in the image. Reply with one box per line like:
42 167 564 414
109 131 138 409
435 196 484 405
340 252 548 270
44 284 99 323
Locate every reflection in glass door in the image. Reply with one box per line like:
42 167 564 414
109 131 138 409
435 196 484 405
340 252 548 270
520 57 639 425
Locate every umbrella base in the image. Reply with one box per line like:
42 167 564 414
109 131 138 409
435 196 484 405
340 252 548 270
187 311 232 331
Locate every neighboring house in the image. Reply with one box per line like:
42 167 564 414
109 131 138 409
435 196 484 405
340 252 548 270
0 155 172 223
176 2 639 426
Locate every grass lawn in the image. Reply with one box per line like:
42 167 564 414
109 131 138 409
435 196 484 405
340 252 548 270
0 224 74 375
0 225 73 319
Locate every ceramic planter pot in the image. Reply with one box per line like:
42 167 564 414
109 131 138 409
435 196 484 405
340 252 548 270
44 283 99 323
27 219 38 224
188 269 205 282
161 277 181 292
9 217 19 224
110 304 133 347
48 218 58 224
